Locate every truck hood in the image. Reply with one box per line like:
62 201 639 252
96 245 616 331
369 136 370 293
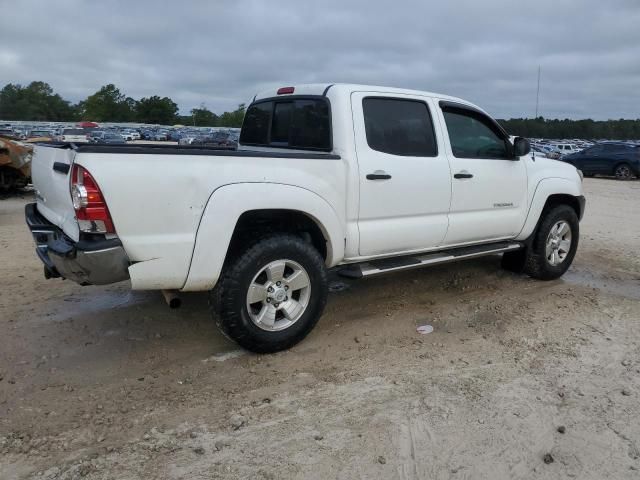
529 155 581 181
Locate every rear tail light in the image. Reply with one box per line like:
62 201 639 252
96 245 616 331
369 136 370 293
277 86 295 95
70 164 115 234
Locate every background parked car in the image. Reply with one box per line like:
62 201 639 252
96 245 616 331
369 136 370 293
97 133 126 144
561 142 640 179
554 143 582 154
531 145 549 158
189 130 238 148
153 130 169 141
57 128 89 143
88 130 106 143
26 129 54 140
0 127 19 138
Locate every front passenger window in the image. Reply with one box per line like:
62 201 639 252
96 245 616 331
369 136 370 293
442 109 509 159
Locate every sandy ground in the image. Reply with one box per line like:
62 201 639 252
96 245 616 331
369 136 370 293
1 178 639 480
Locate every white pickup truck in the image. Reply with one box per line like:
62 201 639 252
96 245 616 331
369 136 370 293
26 83 585 353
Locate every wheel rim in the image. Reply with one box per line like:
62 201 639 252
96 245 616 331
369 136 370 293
246 259 311 332
545 221 572 266
615 165 631 179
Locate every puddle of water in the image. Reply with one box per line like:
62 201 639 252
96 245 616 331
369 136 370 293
563 268 640 300
47 289 151 322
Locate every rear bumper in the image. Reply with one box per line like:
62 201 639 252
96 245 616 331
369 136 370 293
25 203 130 285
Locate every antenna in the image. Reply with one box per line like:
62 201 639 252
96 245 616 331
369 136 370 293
535 66 541 118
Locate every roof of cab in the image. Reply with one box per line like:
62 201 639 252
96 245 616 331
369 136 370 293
252 83 481 111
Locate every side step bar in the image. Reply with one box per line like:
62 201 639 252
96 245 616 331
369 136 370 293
338 241 523 279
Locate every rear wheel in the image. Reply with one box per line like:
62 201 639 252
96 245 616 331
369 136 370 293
614 163 633 180
522 205 579 280
211 235 328 353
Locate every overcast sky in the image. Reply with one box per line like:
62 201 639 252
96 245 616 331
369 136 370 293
1 0 639 119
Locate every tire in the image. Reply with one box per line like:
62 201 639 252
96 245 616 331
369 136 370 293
523 205 579 280
211 234 328 353
614 163 633 180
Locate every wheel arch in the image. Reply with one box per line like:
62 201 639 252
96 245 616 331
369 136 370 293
542 193 582 219
225 209 330 266
182 183 345 291
516 177 583 241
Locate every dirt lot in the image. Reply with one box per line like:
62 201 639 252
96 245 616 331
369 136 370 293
1 179 639 479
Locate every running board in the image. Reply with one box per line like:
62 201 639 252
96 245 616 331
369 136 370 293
338 242 523 279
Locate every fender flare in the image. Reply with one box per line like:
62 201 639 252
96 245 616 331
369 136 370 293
516 177 582 241
181 182 345 291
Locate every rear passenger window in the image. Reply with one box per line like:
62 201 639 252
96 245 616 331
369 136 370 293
271 102 293 144
240 101 272 145
362 98 437 157
240 98 331 151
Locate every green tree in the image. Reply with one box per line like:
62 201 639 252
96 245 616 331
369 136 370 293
498 117 640 140
135 96 178 124
0 81 77 121
217 103 245 127
79 84 135 122
190 103 218 126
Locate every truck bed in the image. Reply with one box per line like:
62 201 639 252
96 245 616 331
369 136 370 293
31 141 347 290
40 141 341 159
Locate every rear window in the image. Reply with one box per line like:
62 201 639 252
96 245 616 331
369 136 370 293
362 97 437 157
240 97 331 151
63 129 85 135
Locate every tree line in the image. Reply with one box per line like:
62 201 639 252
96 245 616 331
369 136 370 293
2 81 639 138
498 117 640 140
0 81 245 127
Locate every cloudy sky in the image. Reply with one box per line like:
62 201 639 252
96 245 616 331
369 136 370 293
1 0 639 119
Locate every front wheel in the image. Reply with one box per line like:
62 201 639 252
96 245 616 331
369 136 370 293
614 163 634 180
211 235 328 353
522 205 579 280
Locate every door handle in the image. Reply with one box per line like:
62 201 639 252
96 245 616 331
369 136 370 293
53 162 70 174
366 171 392 180
454 171 473 179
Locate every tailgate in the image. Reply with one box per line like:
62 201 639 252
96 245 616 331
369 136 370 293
32 145 80 241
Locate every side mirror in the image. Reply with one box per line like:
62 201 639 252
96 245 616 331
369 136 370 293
513 137 531 158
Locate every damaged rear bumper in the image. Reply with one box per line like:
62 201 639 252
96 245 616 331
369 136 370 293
25 203 130 285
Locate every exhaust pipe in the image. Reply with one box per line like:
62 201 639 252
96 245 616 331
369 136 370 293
161 290 181 309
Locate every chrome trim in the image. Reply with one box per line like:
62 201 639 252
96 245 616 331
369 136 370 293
357 243 522 277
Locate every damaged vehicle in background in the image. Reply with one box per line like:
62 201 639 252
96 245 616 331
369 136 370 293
25 83 585 353
0 137 32 191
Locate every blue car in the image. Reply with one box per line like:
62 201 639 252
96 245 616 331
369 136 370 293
561 142 640 179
